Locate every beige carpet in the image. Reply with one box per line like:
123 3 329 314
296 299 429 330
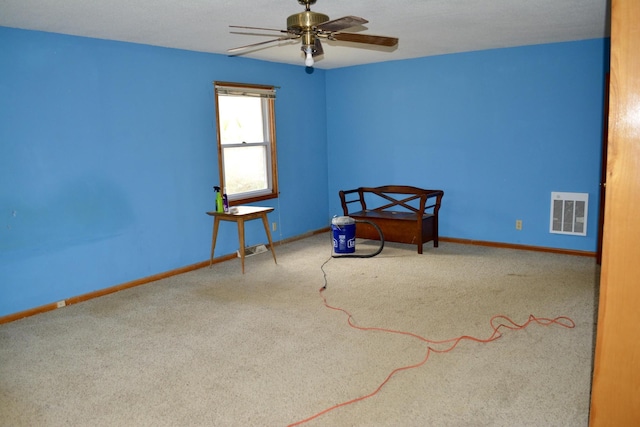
0 233 598 426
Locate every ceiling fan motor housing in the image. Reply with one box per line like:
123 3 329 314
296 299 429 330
288 10 329 51
287 11 329 31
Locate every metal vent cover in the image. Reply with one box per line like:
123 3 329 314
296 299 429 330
550 192 588 236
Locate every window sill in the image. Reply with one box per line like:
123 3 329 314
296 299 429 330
230 192 279 206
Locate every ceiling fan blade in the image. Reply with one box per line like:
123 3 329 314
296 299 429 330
230 30 292 38
228 35 299 53
230 25 291 34
330 33 398 47
316 15 368 32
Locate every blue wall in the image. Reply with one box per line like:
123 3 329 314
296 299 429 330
1 26 608 317
326 39 608 251
0 27 329 316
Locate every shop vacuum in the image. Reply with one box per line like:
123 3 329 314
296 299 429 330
331 216 385 258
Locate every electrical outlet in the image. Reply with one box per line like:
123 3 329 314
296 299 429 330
56 300 66 308
272 222 277 231
515 220 523 230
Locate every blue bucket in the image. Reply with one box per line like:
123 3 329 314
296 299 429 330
332 216 356 254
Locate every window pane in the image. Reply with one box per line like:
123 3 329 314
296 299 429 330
223 145 268 195
218 96 265 144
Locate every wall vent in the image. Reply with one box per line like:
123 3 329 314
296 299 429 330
550 192 588 236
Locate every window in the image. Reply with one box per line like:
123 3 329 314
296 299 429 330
214 82 279 203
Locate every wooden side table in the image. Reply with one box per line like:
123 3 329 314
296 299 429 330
206 206 277 274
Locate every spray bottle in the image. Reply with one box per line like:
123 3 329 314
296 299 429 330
222 187 229 213
214 186 223 213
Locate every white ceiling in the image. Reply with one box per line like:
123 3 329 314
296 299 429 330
0 0 610 69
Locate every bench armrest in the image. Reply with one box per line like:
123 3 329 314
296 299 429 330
339 188 366 215
422 190 444 217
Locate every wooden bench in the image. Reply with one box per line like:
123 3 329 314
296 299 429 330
338 185 444 254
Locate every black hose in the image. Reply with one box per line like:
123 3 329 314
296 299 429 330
332 219 385 258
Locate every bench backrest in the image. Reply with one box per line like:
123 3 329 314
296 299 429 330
339 185 444 217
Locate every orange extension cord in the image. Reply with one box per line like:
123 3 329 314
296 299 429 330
287 283 576 427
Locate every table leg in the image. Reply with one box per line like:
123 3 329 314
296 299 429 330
210 217 220 267
237 218 246 274
261 213 277 265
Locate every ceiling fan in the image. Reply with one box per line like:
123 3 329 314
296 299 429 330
228 0 399 67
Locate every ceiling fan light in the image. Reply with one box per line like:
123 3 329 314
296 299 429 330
304 48 314 67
